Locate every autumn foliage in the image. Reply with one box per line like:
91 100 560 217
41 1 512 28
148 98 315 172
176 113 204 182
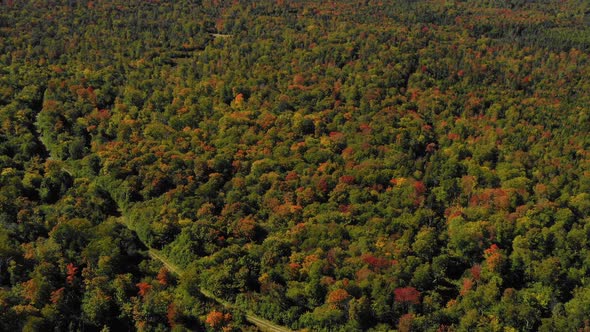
327 289 350 307
205 310 232 329
362 254 396 270
394 287 421 305
167 303 177 328
484 244 503 272
398 313 415 332
66 263 78 285
157 267 169 286
1 0 590 331
136 282 152 297
50 287 65 304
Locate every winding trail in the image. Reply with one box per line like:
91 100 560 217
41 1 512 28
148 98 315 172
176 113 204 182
210 33 232 38
118 217 293 332
30 87 289 332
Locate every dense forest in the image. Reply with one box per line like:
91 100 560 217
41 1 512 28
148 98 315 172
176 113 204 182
1 0 590 331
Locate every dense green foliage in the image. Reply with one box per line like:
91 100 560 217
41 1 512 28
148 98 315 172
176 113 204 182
1 0 590 331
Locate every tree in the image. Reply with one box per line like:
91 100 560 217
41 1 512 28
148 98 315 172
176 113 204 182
157 267 170 286
394 287 420 305
205 310 231 329
327 289 350 308
66 263 78 285
136 282 152 298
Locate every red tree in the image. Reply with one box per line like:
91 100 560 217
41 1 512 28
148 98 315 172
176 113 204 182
484 244 503 271
50 287 65 304
157 267 169 286
327 289 350 307
206 310 231 328
137 282 152 297
414 181 426 196
362 254 395 269
167 303 177 328
66 263 78 285
470 264 482 280
394 286 421 304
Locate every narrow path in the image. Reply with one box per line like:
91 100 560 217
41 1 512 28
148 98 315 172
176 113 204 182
211 33 232 38
247 316 291 332
147 249 182 275
33 83 288 332
118 217 293 332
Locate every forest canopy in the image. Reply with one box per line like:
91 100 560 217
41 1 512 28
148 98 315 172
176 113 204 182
0 0 589 331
